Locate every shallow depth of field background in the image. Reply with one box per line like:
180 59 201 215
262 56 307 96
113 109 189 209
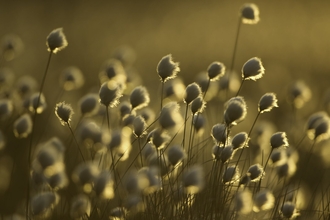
1 0 330 216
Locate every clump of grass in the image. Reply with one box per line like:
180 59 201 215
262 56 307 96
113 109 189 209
2 3 330 220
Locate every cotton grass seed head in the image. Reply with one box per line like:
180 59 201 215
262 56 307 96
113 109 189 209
13 113 32 138
184 82 202 104
191 96 206 114
307 116 330 142
288 80 311 109
193 113 205 135
130 86 150 111
16 75 37 96
276 159 297 178
60 66 84 91
99 80 122 108
133 115 147 137
70 194 91 219
150 128 170 150
99 59 127 86
247 164 264 182
55 102 74 126
242 57 265 81
157 54 180 83
241 3 260 24
46 28 68 53
78 93 100 117
223 165 239 184
0 99 13 120
182 165 204 194
258 93 278 113
232 132 249 150
29 92 47 114
235 190 253 215
30 191 59 217
94 171 114 199
253 190 275 212
224 96 247 126
72 162 100 193
207 61 226 81
167 145 186 167
164 77 185 101
1 34 24 61
211 123 227 145
158 102 183 131
270 132 289 149
280 201 300 219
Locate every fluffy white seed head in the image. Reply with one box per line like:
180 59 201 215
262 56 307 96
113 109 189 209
1 34 24 61
221 145 234 163
148 153 171 177
157 54 180 83
212 145 223 161
55 102 74 126
306 111 328 131
0 99 13 120
78 93 100 117
184 82 202 104
193 114 205 135
140 107 155 125
235 190 253 215
182 165 204 194
99 59 127 87
253 190 275 212
138 167 161 195
149 128 170 150
130 86 150 111
94 171 114 199
241 3 260 24
232 132 249 150
158 102 183 131
72 162 100 193
270 149 288 167
224 96 247 126
99 80 122 108
211 123 227 145
47 171 68 190
119 101 132 118
247 164 264 182
167 145 186 167
30 191 59 217
13 113 32 138
276 159 297 179
307 116 330 142
29 93 47 114
164 78 185 101
15 75 37 96
46 28 68 53
59 66 84 91
270 132 289 149
142 142 157 161
280 201 300 219
223 165 240 184
0 67 15 88
258 93 278 113
108 127 132 161
288 80 311 109
70 194 91 219
207 61 226 81
241 57 265 81
133 115 147 137
191 96 206 114
78 121 110 151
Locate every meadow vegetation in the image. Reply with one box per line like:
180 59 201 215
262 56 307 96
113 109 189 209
1 2 330 220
